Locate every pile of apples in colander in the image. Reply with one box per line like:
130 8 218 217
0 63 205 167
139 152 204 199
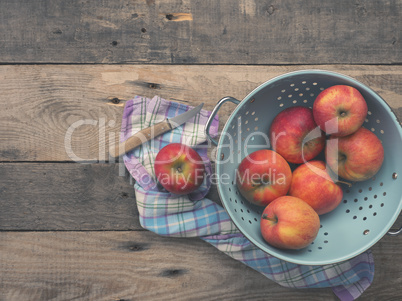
235 85 384 250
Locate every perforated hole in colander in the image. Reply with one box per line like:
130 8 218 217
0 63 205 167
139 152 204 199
340 174 394 225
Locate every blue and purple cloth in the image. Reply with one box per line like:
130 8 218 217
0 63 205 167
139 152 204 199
121 95 374 301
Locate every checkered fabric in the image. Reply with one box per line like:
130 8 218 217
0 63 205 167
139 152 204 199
122 96 374 301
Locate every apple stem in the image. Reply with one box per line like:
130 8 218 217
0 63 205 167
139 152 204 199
262 214 277 222
336 180 352 187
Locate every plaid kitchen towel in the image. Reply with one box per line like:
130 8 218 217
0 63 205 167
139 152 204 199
121 95 374 301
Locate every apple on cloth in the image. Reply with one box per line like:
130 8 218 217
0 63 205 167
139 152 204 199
236 149 292 206
154 143 205 195
260 196 320 249
313 85 368 137
269 106 325 164
326 127 384 181
289 160 343 215
121 95 217 200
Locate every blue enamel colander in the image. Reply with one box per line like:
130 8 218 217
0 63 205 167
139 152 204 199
205 70 401 265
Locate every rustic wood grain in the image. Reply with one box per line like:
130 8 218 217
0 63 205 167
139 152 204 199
0 65 401 162
0 161 399 231
0 231 400 301
0 0 400 64
0 162 221 231
0 163 140 231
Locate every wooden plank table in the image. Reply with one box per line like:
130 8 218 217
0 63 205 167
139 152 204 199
0 1 401 300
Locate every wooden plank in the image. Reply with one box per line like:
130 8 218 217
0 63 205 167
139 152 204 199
0 162 221 231
0 0 400 64
0 231 401 301
0 162 399 231
0 163 140 230
0 159 399 232
0 65 401 162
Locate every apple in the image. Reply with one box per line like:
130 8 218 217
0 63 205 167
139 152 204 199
313 85 368 137
326 127 384 181
269 106 325 164
154 143 205 194
289 160 343 215
260 196 320 250
236 149 292 207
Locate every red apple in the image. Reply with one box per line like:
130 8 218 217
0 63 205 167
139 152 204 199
236 149 292 207
154 143 205 194
289 160 343 215
260 196 320 250
269 106 325 164
326 127 384 181
313 85 368 137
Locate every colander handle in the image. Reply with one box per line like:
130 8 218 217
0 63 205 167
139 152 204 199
388 226 402 236
205 96 241 146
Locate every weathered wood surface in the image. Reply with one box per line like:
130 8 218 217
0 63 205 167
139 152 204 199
0 162 400 232
0 163 139 230
1 65 401 162
0 231 400 301
1 0 401 299
0 162 221 231
0 0 400 64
